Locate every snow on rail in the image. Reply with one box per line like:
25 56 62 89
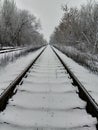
0 47 44 95
53 47 98 105
0 45 96 130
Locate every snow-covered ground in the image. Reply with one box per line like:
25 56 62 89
0 47 44 95
53 47 98 104
0 49 25 67
0 46 96 130
0 47 31 64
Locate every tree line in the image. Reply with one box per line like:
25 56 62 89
0 0 46 48
50 1 98 54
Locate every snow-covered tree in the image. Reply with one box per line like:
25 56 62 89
50 1 98 54
0 0 46 48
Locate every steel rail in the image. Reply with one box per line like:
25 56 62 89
0 46 44 54
52 46 98 118
0 48 24 54
0 47 46 111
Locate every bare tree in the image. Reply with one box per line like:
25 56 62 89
0 0 46 48
50 1 98 54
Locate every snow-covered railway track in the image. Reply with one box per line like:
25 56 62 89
0 45 97 130
0 48 25 54
52 47 98 117
0 47 45 110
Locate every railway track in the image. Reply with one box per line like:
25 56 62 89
0 48 26 54
0 45 97 130
0 47 15 51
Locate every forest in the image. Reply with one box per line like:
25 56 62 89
50 1 98 73
0 0 46 48
0 0 98 72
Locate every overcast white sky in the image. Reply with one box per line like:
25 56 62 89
15 0 90 41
